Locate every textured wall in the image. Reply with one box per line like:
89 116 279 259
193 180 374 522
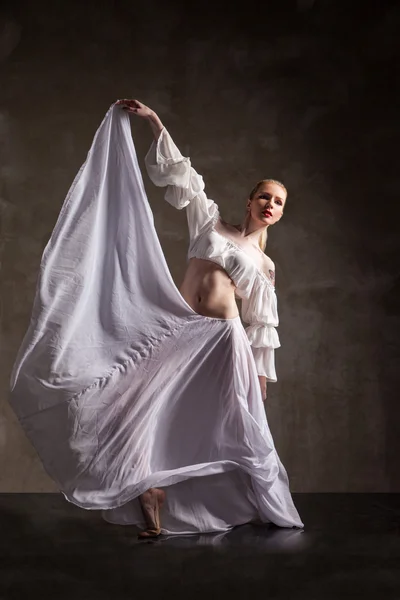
1 0 399 492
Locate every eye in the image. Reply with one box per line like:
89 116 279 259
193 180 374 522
275 199 283 205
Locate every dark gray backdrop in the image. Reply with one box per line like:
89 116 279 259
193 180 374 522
1 0 399 492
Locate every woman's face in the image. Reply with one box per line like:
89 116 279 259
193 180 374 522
247 181 286 227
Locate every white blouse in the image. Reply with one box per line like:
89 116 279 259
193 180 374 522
145 128 280 382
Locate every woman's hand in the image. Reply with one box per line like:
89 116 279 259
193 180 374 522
116 99 164 140
116 99 154 119
258 376 267 402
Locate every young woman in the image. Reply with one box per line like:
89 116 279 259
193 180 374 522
10 99 303 538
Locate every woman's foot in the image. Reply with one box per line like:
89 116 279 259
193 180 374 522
138 487 166 539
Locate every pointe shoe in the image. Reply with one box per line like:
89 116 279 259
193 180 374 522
138 488 165 539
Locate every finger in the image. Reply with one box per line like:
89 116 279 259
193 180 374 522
118 99 134 107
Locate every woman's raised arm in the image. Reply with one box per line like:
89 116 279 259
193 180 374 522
117 98 219 240
116 99 164 140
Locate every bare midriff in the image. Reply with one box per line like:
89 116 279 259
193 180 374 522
179 257 239 319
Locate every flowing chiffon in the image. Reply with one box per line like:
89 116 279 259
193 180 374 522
9 104 303 533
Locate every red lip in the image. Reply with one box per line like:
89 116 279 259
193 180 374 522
262 211 272 217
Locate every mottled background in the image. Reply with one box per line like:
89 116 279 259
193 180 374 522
1 0 399 492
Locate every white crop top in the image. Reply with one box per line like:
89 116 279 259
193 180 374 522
145 128 281 382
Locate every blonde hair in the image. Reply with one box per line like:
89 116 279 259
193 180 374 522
249 179 287 252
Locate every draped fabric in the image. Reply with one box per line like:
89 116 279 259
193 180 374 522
9 103 303 533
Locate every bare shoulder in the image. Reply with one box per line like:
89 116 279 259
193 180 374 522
261 253 276 284
263 253 275 268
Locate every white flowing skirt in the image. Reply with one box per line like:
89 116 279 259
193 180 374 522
9 104 303 534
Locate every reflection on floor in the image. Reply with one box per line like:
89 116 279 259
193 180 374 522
0 494 399 599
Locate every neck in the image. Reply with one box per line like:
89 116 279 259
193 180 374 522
238 218 268 243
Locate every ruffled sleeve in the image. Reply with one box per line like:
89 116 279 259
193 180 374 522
241 277 281 382
145 128 219 240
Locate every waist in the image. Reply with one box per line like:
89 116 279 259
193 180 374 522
179 258 239 320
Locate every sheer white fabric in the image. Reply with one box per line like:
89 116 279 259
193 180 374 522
145 128 280 381
9 103 303 533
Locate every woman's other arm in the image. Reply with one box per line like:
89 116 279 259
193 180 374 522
258 376 267 402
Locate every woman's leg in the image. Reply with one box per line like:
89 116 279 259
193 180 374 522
138 488 166 538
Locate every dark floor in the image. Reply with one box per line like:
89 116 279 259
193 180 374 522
0 494 399 599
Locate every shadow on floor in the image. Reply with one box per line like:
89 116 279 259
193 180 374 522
0 494 399 600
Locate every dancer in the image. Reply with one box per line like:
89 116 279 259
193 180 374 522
9 99 303 538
